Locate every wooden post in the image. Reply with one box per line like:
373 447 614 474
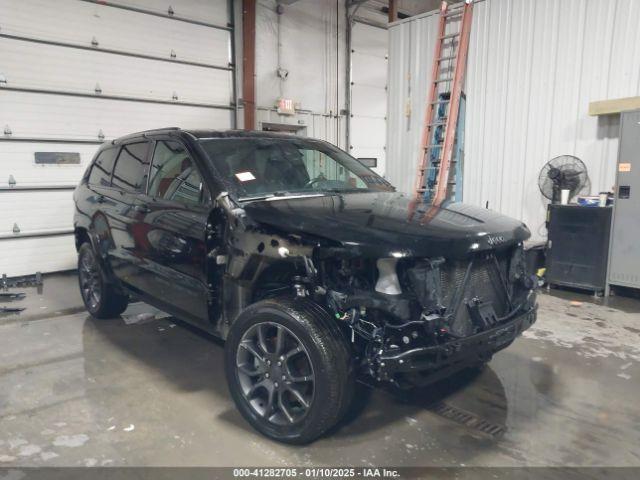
388 0 398 22
242 0 256 130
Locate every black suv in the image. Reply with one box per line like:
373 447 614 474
73 128 537 443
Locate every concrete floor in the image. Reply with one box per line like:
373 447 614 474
1 273 639 467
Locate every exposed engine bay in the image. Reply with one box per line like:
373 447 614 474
212 193 538 389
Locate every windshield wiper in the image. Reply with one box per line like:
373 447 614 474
239 191 290 201
239 191 328 202
322 187 370 194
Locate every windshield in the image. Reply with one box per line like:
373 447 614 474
198 137 393 200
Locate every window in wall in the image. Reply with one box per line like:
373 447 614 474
111 142 150 193
148 140 207 206
88 147 119 187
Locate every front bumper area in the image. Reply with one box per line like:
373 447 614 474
377 304 537 388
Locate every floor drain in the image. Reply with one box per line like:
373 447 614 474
430 401 506 437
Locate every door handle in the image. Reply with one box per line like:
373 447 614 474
134 204 150 213
96 195 105 204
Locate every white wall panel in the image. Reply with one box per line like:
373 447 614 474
352 19 388 56
0 191 74 235
0 37 232 105
352 54 387 88
350 117 386 150
0 142 96 187
0 0 230 67
112 0 230 26
351 84 388 119
1 91 232 140
0 236 77 277
387 0 640 240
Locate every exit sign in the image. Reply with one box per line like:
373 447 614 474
277 98 296 115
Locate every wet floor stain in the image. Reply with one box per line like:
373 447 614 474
523 294 640 362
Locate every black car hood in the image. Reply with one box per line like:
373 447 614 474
242 191 530 258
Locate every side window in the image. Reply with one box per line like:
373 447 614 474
88 148 118 187
148 140 208 206
111 142 150 193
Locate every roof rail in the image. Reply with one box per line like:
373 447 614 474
141 127 181 138
112 127 181 144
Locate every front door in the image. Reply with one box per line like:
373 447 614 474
131 139 211 323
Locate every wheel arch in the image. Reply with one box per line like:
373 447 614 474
74 226 92 251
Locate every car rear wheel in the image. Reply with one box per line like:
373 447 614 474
224 297 354 444
78 242 128 319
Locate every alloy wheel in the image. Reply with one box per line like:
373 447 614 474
79 250 101 311
236 322 315 426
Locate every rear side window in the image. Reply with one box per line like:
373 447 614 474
148 140 207 206
111 142 150 193
88 148 118 187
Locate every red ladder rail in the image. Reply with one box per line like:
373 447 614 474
432 0 473 206
413 0 449 199
412 0 474 208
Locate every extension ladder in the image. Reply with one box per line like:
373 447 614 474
414 0 473 206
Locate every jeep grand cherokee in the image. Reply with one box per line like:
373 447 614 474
73 128 537 444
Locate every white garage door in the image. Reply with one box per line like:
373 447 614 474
0 0 235 277
349 20 387 176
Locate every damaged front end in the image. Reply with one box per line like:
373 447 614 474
215 193 538 390
305 246 538 389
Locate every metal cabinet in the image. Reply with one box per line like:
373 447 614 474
547 205 612 295
608 109 640 291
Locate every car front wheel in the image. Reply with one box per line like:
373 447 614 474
224 297 354 444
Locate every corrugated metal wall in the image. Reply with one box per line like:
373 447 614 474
387 0 640 239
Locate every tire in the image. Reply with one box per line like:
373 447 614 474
78 242 128 319
224 297 354 444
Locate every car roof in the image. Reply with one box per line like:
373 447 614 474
109 127 305 145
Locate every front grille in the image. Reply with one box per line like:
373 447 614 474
440 251 511 337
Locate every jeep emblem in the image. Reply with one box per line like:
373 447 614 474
487 235 505 246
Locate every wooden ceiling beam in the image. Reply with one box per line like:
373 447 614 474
589 96 640 116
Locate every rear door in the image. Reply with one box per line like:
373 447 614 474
130 138 211 323
83 146 120 256
106 141 152 289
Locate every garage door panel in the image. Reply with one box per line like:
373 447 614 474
350 21 387 177
1 0 235 277
352 22 387 58
351 147 386 177
113 0 230 26
0 38 233 105
0 142 97 187
0 0 230 67
0 191 74 235
1 91 232 140
350 117 386 150
351 53 387 88
351 85 387 119
0 236 76 277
